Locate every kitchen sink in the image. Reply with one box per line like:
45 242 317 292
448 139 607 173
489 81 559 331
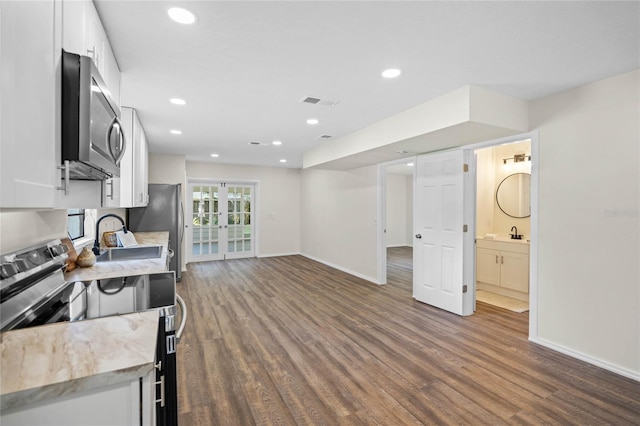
96 245 163 262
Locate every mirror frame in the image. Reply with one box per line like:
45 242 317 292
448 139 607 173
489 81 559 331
496 172 531 218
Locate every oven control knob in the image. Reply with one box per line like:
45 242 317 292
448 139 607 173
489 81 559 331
0 262 19 279
50 244 69 257
14 258 29 273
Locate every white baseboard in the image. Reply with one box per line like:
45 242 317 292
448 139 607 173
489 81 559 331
529 337 640 382
257 252 299 258
300 253 382 285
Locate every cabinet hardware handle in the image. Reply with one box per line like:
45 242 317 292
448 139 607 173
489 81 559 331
495 255 498 264
415 234 422 239
154 361 162 371
57 160 70 195
106 180 114 200
501 256 504 264
154 374 165 407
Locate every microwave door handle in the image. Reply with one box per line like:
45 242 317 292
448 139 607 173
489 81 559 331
106 116 127 166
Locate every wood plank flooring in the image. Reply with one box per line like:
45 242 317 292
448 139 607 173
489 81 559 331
175 247 640 425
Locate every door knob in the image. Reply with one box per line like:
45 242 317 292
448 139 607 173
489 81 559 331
415 234 422 239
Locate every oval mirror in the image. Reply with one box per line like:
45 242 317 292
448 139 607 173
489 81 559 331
496 173 531 218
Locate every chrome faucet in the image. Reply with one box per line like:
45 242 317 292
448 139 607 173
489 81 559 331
93 214 128 255
510 226 522 240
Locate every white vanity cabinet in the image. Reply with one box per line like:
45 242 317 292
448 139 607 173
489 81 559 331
476 239 529 297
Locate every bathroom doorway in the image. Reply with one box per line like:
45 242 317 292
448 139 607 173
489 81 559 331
474 139 532 314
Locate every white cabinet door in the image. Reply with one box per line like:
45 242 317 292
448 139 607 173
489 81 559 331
0 0 58 208
61 0 85 55
120 107 149 207
476 247 501 286
61 0 120 106
500 251 530 293
1 379 144 426
134 126 149 206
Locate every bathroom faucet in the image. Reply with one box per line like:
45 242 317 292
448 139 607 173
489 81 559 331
510 226 522 240
93 214 128 255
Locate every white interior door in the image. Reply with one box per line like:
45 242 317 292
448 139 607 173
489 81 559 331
188 182 255 262
413 149 466 315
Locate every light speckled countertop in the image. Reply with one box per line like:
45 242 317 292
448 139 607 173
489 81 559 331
0 311 159 411
0 231 171 412
64 231 170 282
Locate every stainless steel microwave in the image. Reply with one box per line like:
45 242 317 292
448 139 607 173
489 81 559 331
61 50 126 180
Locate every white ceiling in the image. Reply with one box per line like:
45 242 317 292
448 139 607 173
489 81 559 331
94 1 639 170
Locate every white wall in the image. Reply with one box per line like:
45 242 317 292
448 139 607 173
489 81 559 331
0 210 68 253
186 162 301 257
530 70 639 377
386 173 409 247
300 166 378 282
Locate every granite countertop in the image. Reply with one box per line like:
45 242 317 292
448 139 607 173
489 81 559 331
64 231 170 282
0 311 159 412
0 231 171 413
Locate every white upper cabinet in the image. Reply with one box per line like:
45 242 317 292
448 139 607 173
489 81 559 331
0 1 58 208
118 107 149 208
61 0 120 107
0 0 123 209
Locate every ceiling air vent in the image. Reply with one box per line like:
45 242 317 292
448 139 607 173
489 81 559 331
300 96 340 107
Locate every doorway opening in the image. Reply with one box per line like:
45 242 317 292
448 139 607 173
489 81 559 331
378 158 415 290
474 139 532 314
385 160 415 293
376 131 539 337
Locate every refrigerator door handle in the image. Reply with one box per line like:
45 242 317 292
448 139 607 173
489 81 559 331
176 294 187 342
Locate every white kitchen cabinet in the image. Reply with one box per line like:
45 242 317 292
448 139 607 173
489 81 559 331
61 0 120 107
1 0 121 209
1 372 155 426
119 107 149 208
476 239 529 297
0 1 58 208
102 177 122 208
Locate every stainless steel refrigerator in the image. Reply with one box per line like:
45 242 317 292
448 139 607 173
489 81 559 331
127 183 183 281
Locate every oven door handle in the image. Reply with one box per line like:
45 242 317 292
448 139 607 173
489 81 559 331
175 293 187 342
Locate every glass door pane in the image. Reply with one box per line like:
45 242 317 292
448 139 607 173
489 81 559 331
190 184 222 261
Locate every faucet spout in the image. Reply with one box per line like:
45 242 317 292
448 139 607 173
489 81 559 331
93 214 128 255
510 226 521 240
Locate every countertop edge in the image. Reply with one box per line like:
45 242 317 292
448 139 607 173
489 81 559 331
0 362 154 413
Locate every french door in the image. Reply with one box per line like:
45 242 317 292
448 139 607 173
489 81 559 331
188 182 255 262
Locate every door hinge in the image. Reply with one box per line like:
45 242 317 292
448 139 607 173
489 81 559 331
463 224 468 232
463 163 469 172
462 284 468 293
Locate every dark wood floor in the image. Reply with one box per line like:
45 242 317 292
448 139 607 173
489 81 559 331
175 247 640 425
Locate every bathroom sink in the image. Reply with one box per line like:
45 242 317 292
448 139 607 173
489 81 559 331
96 245 163 262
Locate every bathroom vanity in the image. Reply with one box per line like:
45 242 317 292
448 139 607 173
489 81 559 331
476 238 529 301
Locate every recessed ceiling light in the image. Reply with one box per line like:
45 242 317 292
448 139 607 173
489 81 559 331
272 140 282 146
168 7 196 24
170 129 182 135
306 118 319 125
210 153 219 158
170 98 186 105
406 162 414 167
382 68 402 79
279 159 287 163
